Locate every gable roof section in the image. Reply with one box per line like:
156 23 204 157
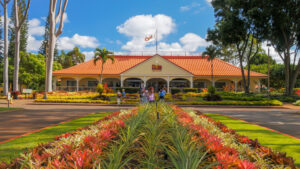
164 56 267 77
53 56 151 75
53 55 267 77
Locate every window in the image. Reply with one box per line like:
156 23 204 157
67 80 76 87
88 81 98 87
194 82 205 88
215 82 226 89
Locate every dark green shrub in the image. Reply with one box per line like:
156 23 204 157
171 88 181 94
203 94 222 101
183 88 198 93
115 87 140 94
208 86 216 95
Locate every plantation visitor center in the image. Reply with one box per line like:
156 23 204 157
53 54 267 93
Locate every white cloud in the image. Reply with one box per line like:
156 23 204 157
56 13 69 24
180 3 201 12
57 34 100 50
82 51 95 61
26 18 45 52
206 0 212 4
180 33 210 51
261 41 282 63
28 18 45 36
117 14 209 53
27 35 42 51
117 14 176 51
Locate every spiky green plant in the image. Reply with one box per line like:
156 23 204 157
165 125 212 169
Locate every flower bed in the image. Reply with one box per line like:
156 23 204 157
172 106 296 168
175 100 283 106
1 103 296 168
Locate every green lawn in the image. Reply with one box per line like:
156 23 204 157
0 112 109 163
206 113 300 167
0 107 21 112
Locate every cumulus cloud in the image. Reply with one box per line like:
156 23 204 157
57 34 100 50
28 18 45 36
26 18 45 52
117 14 209 53
82 51 95 61
180 33 210 51
117 14 176 51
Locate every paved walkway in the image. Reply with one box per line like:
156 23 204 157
189 107 300 139
0 100 300 143
0 100 132 142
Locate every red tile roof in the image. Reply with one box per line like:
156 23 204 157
53 55 267 77
163 56 267 77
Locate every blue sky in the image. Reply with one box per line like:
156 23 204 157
24 0 215 60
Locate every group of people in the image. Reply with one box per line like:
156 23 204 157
116 87 167 105
140 87 167 104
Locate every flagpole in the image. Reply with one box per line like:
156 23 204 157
155 29 158 54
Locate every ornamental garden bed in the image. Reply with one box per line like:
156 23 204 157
0 103 297 168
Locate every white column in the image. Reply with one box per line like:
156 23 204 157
120 75 124 87
76 79 79 92
235 80 238 92
53 76 57 91
167 76 170 93
143 76 147 88
258 79 261 93
212 80 215 87
190 77 193 88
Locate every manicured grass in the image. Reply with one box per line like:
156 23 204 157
205 113 300 167
0 112 110 163
0 107 21 112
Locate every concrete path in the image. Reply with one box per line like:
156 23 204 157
189 107 300 139
0 100 132 142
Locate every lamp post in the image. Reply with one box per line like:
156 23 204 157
267 42 271 98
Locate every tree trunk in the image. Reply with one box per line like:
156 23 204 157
211 60 214 87
13 28 20 92
100 63 104 84
289 58 300 95
284 52 291 95
45 0 68 93
3 3 9 96
238 55 248 93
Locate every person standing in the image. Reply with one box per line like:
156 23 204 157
148 87 155 103
117 90 121 105
122 89 126 104
159 88 166 101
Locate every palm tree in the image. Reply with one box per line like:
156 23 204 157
202 45 221 87
94 48 115 84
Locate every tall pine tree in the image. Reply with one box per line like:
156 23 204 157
8 0 28 59
39 15 58 58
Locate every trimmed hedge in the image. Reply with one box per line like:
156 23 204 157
115 87 140 94
175 100 283 106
